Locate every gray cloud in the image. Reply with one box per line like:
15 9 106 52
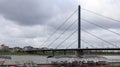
0 0 76 26
0 0 51 25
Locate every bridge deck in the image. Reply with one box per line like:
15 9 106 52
25 48 120 52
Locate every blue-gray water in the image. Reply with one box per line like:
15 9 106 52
1 55 120 64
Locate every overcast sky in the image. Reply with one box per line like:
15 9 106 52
0 0 120 48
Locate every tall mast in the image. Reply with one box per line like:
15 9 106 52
78 5 81 49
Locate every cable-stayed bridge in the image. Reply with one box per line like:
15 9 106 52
24 5 120 56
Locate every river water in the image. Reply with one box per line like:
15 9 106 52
1 55 120 64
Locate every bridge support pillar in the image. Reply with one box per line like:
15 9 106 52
43 51 45 55
52 51 55 56
63 50 67 55
75 50 84 56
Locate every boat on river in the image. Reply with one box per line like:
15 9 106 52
0 55 110 67
38 55 109 67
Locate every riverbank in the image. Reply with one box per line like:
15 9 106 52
0 51 75 56
1 51 120 56
0 51 37 55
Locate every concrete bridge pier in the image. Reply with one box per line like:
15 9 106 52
52 51 55 56
42 51 45 55
63 50 67 55
75 50 84 56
